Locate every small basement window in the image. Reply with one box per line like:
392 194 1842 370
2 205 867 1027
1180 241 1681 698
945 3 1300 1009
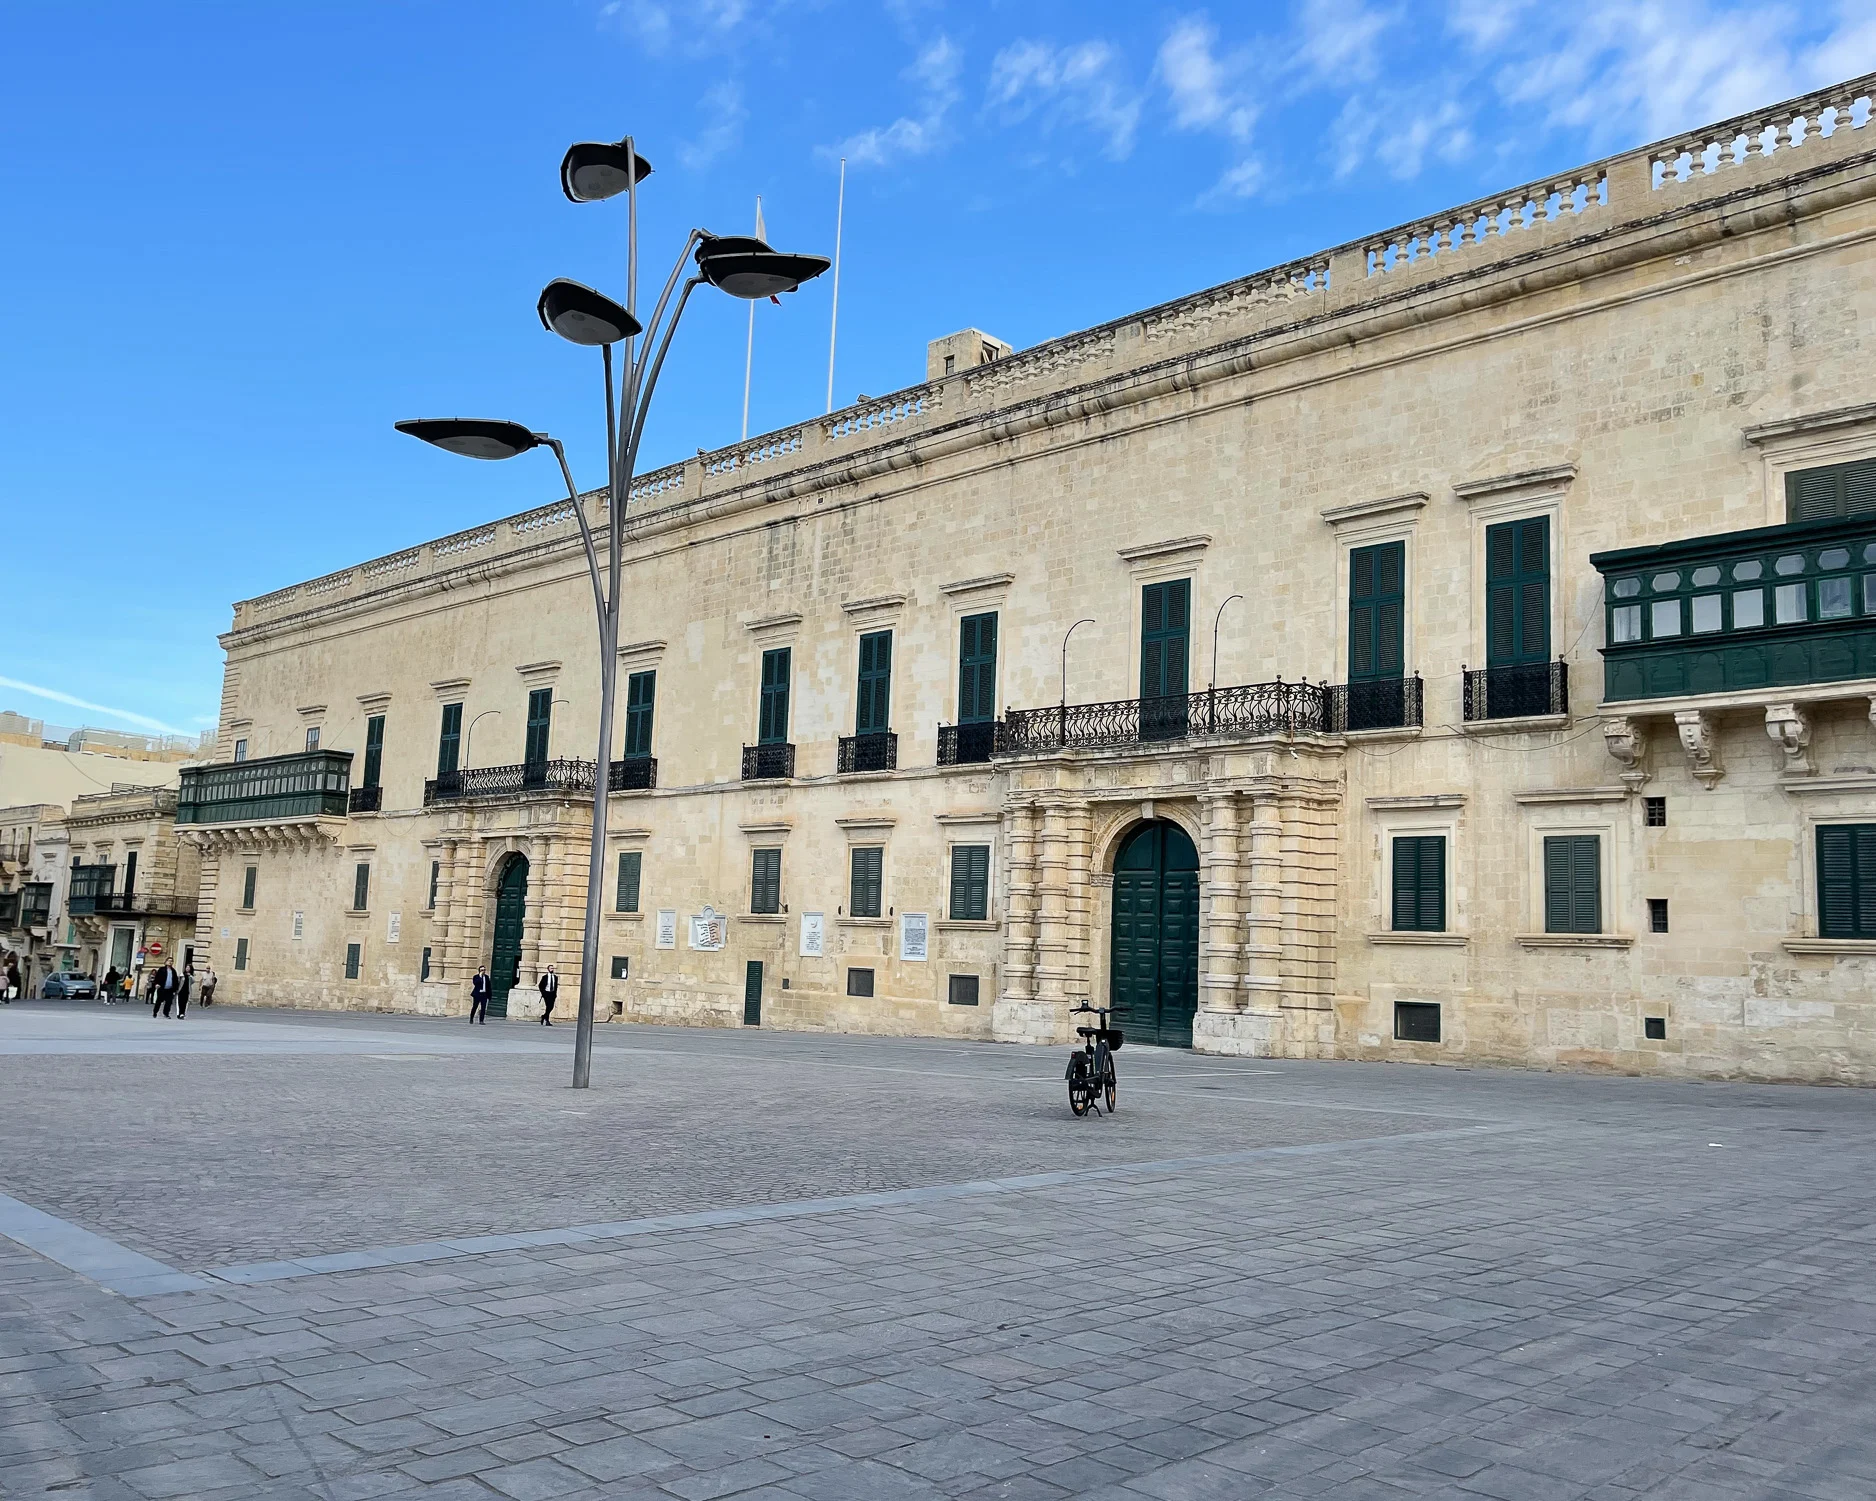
847 968 875 998
1648 898 1669 933
1644 1016 1667 1040
610 956 629 980
948 974 980 1006
1394 1001 1441 1043
1644 797 1667 828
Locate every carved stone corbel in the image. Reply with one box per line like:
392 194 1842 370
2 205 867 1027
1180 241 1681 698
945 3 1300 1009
1674 709 1724 788
1765 703 1814 776
1601 717 1650 791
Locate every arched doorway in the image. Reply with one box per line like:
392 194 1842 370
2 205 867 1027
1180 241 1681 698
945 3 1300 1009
488 854 528 1019
1110 821 1199 1047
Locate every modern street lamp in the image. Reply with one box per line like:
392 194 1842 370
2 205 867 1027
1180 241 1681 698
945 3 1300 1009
400 136 828 1090
1059 618 1094 748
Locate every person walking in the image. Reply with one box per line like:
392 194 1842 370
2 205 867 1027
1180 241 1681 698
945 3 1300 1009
3 956 17 1003
104 965 120 1006
176 966 193 1020
200 966 217 1007
537 965 558 1026
152 961 178 1018
469 966 490 1025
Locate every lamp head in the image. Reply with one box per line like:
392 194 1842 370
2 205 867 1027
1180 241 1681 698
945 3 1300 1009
559 139 653 203
695 234 831 300
394 418 543 461
537 279 643 346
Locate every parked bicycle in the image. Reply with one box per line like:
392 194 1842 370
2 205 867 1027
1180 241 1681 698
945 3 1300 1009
1066 1002 1121 1116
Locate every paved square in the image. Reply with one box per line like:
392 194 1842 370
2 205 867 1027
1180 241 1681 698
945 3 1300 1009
3 1004 1875 1499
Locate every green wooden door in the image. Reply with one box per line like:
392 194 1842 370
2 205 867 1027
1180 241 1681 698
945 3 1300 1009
1108 822 1200 1047
958 613 997 723
744 960 763 1026
488 855 528 1018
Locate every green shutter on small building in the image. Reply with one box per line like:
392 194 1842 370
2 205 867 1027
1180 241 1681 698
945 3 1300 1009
624 671 656 757
1817 824 1876 939
759 648 791 744
362 714 385 789
345 942 361 980
1786 457 1876 523
750 848 782 914
1486 517 1550 666
616 850 642 913
437 702 462 776
850 846 883 918
958 613 997 723
950 844 990 921
353 862 370 911
234 937 249 971
856 631 892 734
242 865 257 909
1390 835 1445 932
1350 542 1405 682
1543 834 1601 934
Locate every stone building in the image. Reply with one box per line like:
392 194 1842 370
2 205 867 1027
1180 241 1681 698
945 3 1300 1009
184 75 1876 1081
62 787 201 986
0 803 63 988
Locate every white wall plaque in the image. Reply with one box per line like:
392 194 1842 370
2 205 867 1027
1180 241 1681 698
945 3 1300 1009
900 912 929 962
689 905 726 952
655 909 677 949
386 912 401 944
800 912 825 957
291 910 304 940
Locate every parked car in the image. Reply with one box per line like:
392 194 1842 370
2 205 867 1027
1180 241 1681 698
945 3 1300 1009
39 973 98 1000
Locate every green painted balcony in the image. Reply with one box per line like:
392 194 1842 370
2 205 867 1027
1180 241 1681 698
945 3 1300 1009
1592 516 1876 704
177 749 354 825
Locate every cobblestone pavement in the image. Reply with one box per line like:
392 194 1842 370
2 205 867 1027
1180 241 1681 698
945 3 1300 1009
3 1004 1876 1499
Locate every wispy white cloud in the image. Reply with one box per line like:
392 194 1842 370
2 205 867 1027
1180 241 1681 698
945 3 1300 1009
828 35 962 168
1197 157 1265 208
601 0 749 57
1295 0 1394 86
1157 15 1257 141
678 81 747 169
1331 92 1472 179
986 38 1143 160
0 676 189 736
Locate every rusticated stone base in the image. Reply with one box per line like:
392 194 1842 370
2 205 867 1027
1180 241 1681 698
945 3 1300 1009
993 997 1070 1046
1193 1008 1289 1057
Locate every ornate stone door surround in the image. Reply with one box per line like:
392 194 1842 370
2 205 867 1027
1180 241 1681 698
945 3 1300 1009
990 737 1343 1055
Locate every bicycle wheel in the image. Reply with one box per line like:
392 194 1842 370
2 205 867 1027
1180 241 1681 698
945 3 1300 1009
1103 1055 1117 1113
1067 1055 1090 1116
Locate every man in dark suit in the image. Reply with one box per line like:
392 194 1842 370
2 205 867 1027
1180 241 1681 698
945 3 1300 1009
151 961 179 1018
537 965 559 1026
469 966 490 1025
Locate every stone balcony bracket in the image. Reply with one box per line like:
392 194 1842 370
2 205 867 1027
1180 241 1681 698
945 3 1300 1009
1764 703 1815 777
1674 710 1724 788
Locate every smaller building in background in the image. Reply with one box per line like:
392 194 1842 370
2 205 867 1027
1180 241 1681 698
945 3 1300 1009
0 803 67 989
61 787 200 988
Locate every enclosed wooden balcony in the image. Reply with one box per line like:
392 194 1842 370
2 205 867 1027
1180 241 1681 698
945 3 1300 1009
178 750 353 825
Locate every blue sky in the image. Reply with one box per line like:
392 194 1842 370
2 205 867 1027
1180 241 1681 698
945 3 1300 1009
2 0 1870 739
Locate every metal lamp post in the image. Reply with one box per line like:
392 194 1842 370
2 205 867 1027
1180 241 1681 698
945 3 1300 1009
399 137 828 1089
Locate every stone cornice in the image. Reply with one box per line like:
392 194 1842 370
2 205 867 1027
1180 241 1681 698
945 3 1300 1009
1321 493 1429 527
1743 400 1876 446
1452 464 1578 502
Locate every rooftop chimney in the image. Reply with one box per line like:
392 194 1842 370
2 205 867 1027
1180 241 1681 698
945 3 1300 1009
927 328 1013 383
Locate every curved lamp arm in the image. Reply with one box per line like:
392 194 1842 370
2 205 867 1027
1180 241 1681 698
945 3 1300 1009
538 436 609 627
622 277 705 484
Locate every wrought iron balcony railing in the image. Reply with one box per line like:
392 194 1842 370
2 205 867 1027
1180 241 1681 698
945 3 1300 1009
178 749 353 825
742 743 795 780
423 759 597 806
1000 679 1330 755
608 755 658 792
348 784 383 813
86 892 198 919
1326 675 1424 733
837 731 897 773
1463 660 1569 721
937 721 1004 765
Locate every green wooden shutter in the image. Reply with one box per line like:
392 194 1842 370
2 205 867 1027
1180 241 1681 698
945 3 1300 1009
759 648 791 744
524 688 552 766
362 714 385 789
428 860 439 909
624 672 655 757
353 862 370 911
1140 580 1191 699
751 848 781 914
437 703 462 776
1817 824 1876 938
234 937 249 971
1350 542 1405 682
345 942 361 980
857 631 892 734
958 613 997 723
1543 835 1600 934
242 865 257 909
1786 458 1876 522
1486 518 1550 666
616 850 642 913
850 847 883 918
1391 836 1445 932
950 845 990 921
420 946 431 981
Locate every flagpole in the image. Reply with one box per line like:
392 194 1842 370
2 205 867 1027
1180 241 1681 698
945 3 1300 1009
826 158 845 415
742 195 761 441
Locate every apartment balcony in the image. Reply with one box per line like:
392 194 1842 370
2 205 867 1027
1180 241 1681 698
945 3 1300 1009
837 732 897 774
999 679 1329 756
742 743 795 781
1463 661 1569 722
1592 516 1876 704
65 863 117 916
1326 675 1424 733
937 721 1004 766
85 891 198 919
424 759 596 806
178 750 354 825
347 784 383 814
608 755 658 792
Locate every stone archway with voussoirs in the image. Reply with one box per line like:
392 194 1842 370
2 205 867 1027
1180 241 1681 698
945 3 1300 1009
1086 801 1204 1040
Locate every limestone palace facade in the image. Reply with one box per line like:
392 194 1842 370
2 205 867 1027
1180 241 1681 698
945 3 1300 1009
184 74 1876 1082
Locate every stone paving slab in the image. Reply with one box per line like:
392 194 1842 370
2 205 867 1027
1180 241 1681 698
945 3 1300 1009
3 1004 1876 1498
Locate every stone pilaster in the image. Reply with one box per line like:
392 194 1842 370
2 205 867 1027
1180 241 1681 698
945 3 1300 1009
1199 791 1241 1014
1241 793 1283 1012
1033 801 1070 1008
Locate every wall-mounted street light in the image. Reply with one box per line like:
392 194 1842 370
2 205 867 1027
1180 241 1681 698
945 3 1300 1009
399 134 828 1090
1059 618 1095 749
